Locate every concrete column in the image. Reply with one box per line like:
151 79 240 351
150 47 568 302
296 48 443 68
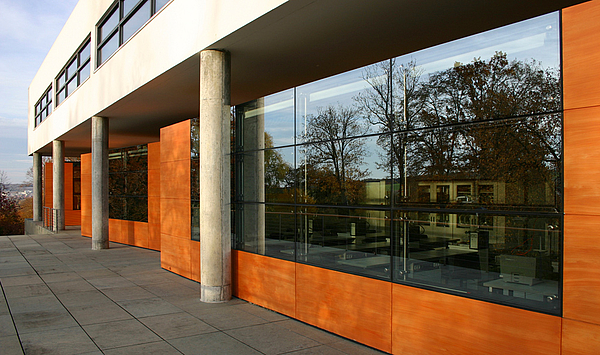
92 116 109 250
52 140 65 231
243 98 265 254
200 49 231 303
32 152 43 222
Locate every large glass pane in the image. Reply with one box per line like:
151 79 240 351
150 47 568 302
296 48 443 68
235 203 296 261
56 88 67 105
399 115 561 211
298 135 390 206
99 7 119 42
98 33 119 64
236 89 294 150
122 1 150 42
57 72 67 89
297 61 387 144
298 207 391 279
392 210 560 314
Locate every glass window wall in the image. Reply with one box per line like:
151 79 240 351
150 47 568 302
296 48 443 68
233 12 562 314
55 37 91 106
108 145 148 222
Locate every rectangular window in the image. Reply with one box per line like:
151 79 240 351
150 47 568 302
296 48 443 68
73 162 81 210
34 86 52 127
191 118 200 241
96 0 170 67
108 145 148 222
55 37 91 106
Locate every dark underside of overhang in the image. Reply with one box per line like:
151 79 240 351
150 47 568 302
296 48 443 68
47 0 586 156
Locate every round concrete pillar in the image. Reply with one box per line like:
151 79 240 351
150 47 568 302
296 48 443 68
52 140 65 231
199 49 232 302
92 116 109 250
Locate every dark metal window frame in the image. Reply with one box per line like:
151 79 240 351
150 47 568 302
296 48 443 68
34 85 53 128
96 0 167 67
55 36 91 106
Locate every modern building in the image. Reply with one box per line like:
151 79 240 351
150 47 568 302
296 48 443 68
27 0 600 353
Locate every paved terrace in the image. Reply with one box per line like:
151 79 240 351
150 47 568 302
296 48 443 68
0 232 386 355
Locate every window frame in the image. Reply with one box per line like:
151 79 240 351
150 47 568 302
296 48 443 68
34 85 53 128
96 0 169 67
55 36 91 107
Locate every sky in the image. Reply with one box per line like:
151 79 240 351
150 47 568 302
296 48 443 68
0 0 79 184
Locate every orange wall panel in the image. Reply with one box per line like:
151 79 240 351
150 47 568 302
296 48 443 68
391 284 561 355
81 154 91 237
563 1 600 110
190 240 200 282
148 196 161 225
564 106 600 216
160 121 191 162
160 198 191 239
147 142 161 171
148 223 161 251
232 251 296 318
160 160 190 200
562 318 600 355
148 170 161 198
160 234 192 279
563 214 600 324
295 264 392 353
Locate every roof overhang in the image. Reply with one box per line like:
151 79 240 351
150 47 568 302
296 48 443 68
47 0 586 156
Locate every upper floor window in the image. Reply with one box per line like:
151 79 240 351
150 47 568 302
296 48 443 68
97 0 170 66
34 86 53 127
56 37 91 106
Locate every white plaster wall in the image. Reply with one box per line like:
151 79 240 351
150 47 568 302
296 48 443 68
28 0 287 155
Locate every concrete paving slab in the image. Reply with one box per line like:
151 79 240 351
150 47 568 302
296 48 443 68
169 331 263 355
0 335 24 355
193 306 271 330
12 309 79 335
225 322 321 355
102 341 182 355
83 319 162 350
0 314 17 337
100 285 156 301
2 283 53 299
115 297 182 318
66 301 134 326
46 279 97 294
19 326 99 355
137 312 218 340
39 271 84 283
0 275 44 287
55 290 113 308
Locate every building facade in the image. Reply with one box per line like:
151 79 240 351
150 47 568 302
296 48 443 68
28 0 600 353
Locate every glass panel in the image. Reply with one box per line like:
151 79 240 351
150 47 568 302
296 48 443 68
298 207 391 279
98 33 119 64
124 197 148 222
56 88 67 105
297 61 386 144
264 147 294 203
123 0 140 17
99 7 119 42
79 62 90 84
57 72 66 89
66 77 77 96
47 103 52 116
109 196 125 219
236 89 295 150
122 1 150 42
66 58 78 79
191 201 200 241
392 210 560 314
236 203 296 261
126 171 147 196
79 41 91 64
156 0 169 11
400 115 561 211
299 135 391 206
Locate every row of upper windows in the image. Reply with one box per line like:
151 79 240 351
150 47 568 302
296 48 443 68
34 0 170 128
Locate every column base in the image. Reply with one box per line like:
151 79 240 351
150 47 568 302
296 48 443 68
200 284 232 303
91 240 109 250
